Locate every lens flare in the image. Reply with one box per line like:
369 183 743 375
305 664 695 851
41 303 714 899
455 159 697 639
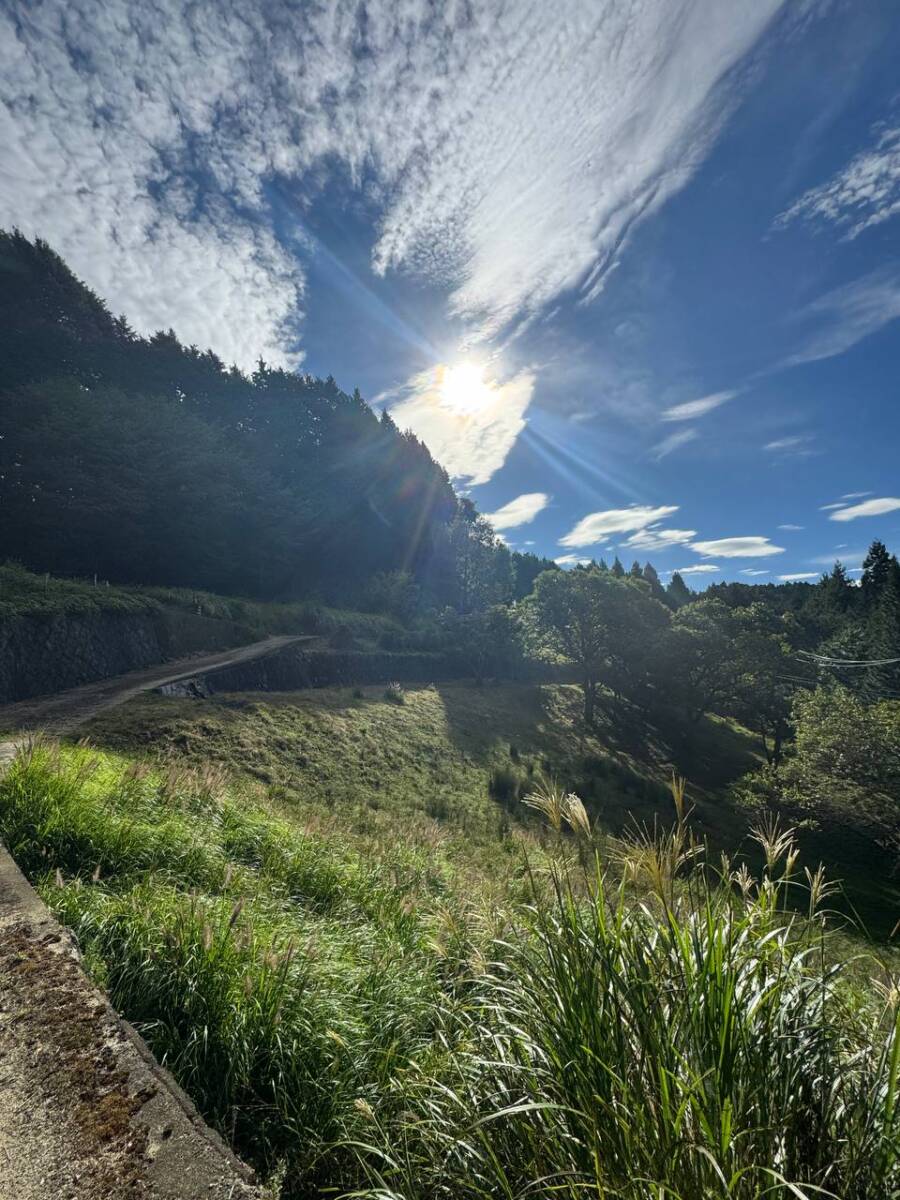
439 362 491 415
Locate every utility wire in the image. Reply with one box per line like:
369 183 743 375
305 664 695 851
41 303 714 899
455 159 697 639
798 651 900 668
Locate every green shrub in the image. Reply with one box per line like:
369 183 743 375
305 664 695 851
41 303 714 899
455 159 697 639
488 763 525 808
383 681 405 705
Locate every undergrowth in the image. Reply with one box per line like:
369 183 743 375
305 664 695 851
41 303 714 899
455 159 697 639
1 742 898 1197
0 560 406 645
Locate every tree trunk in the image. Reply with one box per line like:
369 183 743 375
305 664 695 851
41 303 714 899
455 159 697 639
583 679 596 725
772 728 784 767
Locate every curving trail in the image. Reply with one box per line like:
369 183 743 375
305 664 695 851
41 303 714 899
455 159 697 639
0 634 310 762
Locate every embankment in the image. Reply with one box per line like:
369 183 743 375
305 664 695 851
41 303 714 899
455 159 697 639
158 645 465 695
0 608 250 704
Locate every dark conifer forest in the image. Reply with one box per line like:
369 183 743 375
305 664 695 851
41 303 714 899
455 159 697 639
0 229 555 605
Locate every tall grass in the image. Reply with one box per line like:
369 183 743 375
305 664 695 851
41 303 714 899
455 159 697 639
350 812 900 1199
1 742 898 1197
0 742 469 1190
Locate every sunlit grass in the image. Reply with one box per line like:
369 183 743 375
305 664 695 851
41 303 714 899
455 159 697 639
2 740 899 1197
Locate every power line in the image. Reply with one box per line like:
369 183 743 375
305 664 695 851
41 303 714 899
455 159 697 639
798 651 900 668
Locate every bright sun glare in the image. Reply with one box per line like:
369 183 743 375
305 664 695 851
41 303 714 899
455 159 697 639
439 361 492 416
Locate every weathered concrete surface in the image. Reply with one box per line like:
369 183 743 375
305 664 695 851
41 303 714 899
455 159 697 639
0 846 263 1199
0 639 314 1198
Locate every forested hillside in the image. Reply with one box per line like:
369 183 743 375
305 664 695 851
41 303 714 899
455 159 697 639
0 230 554 605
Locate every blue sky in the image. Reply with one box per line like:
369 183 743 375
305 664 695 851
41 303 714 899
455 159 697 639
2 0 898 584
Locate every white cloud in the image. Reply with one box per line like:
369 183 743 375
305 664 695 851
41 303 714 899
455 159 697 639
376 2 789 340
690 536 785 558
777 524 804 531
829 497 900 522
560 505 680 548
676 564 721 575
624 527 697 552
555 554 591 567
842 491 872 500
785 268 900 367
0 4 305 370
0 0 791 366
661 390 736 421
651 429 698 460
389 366 535 487
764 435 810 452
820 502 847 511
740 569 770 576
484 492 549 531
778 572 818 581
775 126 900 240
808 550 865 567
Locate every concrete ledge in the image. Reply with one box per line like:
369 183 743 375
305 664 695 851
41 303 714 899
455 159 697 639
0 843 263 1200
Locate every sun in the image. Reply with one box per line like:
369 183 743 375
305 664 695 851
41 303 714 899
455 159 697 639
439 361 492 416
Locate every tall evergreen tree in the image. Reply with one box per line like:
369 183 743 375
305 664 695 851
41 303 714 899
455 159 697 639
862 541 894 609
642 562 668 604
666 572 692 608
611 556 625 579
822 561 852 613
864 563 900 700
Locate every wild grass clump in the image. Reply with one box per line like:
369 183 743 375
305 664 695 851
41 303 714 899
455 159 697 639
47 878 444 1185
383 681 405 705
0 741 225 887
350 813 900 1200
487 762 525 807
0 741 473 1192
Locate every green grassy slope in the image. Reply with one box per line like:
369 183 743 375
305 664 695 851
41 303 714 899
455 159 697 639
82 681 761 857
2 728 898 1199
83 680 900 934
0 561 403 643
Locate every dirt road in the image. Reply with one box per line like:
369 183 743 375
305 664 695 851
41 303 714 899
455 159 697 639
0 634 310 759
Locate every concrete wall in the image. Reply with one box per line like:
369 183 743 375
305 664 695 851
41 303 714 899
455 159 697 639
177 645 467 694
0 609 250 704
0 839 261 1199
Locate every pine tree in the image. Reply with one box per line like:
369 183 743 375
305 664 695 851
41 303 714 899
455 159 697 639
820 560 853 615
611 556 625 579
629 560 643 579
862 541 893 609
642 562 668 604
864 564 900 700
667 572 692 608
